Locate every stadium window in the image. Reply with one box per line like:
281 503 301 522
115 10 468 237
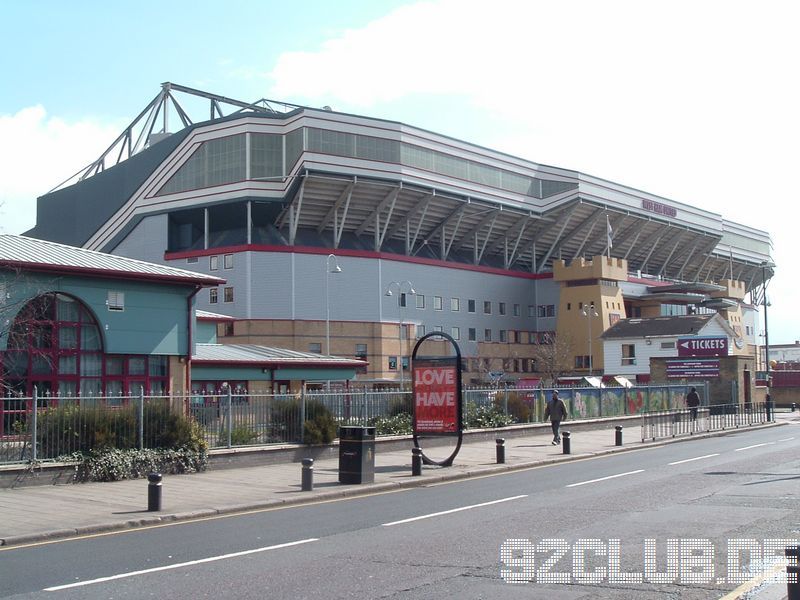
499 330 507 343
484 301 492 314
468 327 476 341
416 294 425 309
484 329 492 342
468 299 476 313
513 304 520 317
434 296 443 310
222 322 234 337
528 305 536 317
224 254 234 269
499 302 506 316
210 255 219 271
355 344 367 360
308 342 322 353
209 288 218 304
547 305 555 317
388 356 398 370
417 324 426 337
399 293 408 308
451 326 460 340
223 287 234 303
434 325 443 332
450 297 460 311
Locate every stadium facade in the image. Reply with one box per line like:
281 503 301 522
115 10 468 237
26 83 774 386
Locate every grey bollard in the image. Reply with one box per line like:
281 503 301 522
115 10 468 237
412 447 422 476
496 438 505 464
786 546 799 600
301 458 314 491
147 472 162 512
793 403 797 412
562 431 571 455
615 425 623 446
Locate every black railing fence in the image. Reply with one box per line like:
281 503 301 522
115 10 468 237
2 382 711 464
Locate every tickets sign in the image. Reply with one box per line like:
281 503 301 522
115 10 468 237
413 358 459 434
677 336 728 357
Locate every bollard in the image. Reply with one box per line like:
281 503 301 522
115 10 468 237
147 472 162 512
786 546 799 600
793 403 797 412
301 458 314 491
412 447 422 476
562 431 571 455
496 438 505 464
615 425 623 447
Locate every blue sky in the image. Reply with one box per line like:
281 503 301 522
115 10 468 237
1 0 798 343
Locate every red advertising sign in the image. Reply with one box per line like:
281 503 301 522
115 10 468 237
677 336 728 357
413 359 459 434
666 358 721 379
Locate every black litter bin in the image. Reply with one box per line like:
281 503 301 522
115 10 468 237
338 426 375 484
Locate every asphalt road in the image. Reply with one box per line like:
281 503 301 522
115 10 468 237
2 424 798 599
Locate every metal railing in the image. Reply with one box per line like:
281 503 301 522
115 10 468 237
641 402 772 442
2 383 703 464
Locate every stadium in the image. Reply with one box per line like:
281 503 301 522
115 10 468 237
25 83 774 386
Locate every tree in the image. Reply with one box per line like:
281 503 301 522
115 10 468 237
528 332 574 387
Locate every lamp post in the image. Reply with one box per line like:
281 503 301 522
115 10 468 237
761 260 775 415
385 280 416 389
325 254 342 357
581 303 599 376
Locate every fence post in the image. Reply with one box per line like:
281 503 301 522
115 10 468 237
503 385 509 416
226 387 233 449
31 387 38 462
139 386 145 451
300 386 306 444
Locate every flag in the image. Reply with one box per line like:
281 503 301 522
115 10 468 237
606 215 613 252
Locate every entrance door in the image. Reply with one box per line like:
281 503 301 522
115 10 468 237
743 370 752 407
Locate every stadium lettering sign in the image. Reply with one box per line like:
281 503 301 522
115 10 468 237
642 199 677 218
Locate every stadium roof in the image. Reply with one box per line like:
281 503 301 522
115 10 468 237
26 83 774 292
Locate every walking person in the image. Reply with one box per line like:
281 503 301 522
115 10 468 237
686 386 700 423
545 390 569 445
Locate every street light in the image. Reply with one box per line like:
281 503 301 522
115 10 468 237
761 260 775 416
325 254 342 357
385 280 416 389
581 302 600 376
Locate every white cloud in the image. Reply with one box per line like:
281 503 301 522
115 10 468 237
268 0 800 342
0 105 121 235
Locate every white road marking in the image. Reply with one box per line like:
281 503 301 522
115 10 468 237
777 437 795 442
44 538 318 591
668 453 719 465
381 495 528 527
566 470 644 488
734 442 774 452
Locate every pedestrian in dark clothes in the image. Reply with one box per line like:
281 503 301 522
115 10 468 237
545 390 569 445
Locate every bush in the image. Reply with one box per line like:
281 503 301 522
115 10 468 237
493 391 531 423
303 411 338 445
464 402 515 429
217 426 260 446
62 447 208 483
388 394 413 416
371 413 413 435
35 401 206 459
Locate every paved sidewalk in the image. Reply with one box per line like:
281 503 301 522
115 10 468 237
0 416 792 549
